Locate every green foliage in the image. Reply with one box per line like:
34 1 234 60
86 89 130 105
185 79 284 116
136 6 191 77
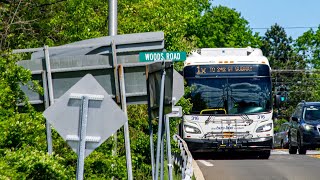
273 118 288 133
189 5 261 48
261 23 306 69
84 150 127 179
0 53 34 113
47 0 108 44
3 0 320 179
261 24 309 117
0 52 46 150
0 0 108 49
1 147 72 179
295 26 320 69
0 156 24 179
118 0 210 51
0 112 47 150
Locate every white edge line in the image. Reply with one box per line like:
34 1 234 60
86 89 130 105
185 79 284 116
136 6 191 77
198 160 214 167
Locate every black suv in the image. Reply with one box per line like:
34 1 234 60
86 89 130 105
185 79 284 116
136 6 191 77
288 101 320 154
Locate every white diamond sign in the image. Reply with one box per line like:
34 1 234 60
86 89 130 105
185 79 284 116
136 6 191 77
43 74 127 157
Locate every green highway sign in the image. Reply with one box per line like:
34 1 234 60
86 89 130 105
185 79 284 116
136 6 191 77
139 51 187 62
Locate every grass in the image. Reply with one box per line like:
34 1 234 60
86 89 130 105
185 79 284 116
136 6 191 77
162 160 182 180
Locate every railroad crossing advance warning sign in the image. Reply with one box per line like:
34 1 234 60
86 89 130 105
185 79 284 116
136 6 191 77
139 51 186 62
43 74 127 157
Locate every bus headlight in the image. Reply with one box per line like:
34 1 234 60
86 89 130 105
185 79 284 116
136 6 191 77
184 125 201 134
256 123 272 133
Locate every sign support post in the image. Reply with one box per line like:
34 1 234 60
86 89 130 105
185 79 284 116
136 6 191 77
165 103 183 180
43 74 128 180
119 65 133 180
155 62 166 180
147 68 156 180
43 45 53 155
165 114 173 180
76 96 89 180
160 120 165 180
69 93 104 180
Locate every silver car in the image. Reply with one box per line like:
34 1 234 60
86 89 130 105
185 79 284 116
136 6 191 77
274 122 291 149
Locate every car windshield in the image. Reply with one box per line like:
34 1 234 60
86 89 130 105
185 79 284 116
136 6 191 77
304 106 320 121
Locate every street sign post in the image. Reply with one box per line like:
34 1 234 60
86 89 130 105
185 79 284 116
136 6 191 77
43 74 128 179
139 52 187 62
165 70 184 180
146 61 185 180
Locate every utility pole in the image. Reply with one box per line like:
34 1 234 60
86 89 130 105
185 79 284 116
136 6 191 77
108 1 133 180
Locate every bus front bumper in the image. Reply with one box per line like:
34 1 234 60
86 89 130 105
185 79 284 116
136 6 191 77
184 137 273 152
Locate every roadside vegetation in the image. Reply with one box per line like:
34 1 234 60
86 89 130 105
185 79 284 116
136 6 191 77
1 0 320 178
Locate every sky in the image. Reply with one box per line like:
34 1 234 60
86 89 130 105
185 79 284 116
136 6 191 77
211 0 320 39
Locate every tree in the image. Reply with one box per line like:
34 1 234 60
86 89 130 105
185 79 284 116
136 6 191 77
295 26 320 69
261 23 306 69
261 24 318 118
118 0 210 51
188 5 261 48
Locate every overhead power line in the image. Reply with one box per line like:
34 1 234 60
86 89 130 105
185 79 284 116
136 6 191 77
251 26 319 30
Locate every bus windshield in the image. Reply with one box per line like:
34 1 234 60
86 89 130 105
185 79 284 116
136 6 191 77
186 77 272 115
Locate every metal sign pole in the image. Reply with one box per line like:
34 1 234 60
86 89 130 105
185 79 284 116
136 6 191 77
108 0 117 36
43 45 53 155
109 0 118 169
146 65 156 180
111 41 118 157
119 65 133 180
160 117 165 180
155 62 166 180
76 96 89 180
69 93 104 180
165 114 173 180
41 70 53 156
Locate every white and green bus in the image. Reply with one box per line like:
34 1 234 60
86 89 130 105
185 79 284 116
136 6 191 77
181 48 273 159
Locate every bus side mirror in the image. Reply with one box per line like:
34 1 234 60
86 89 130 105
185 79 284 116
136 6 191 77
291 117 298 122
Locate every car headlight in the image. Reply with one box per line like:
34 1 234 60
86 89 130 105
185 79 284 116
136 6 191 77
256 123 272 132
184 125 201 134
303 124 314 131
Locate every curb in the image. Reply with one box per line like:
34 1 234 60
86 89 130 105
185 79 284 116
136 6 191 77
192 159 205 180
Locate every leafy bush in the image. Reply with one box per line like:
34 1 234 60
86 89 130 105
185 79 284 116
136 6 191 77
1 147 72 179
273 118 288 133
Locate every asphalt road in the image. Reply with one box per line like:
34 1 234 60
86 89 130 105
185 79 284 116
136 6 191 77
194 150 320 180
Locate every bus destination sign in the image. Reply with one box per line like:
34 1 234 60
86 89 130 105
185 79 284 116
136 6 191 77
195 65 255 75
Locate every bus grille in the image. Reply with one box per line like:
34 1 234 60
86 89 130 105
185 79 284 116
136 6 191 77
204 132 251 139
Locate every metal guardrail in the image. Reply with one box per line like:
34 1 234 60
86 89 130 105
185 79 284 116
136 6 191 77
173 135 193 180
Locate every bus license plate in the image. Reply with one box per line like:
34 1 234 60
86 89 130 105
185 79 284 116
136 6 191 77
223 132 234 138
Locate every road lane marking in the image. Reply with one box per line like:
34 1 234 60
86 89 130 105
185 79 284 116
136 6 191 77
306 150 320 155
198 160 214 167
272 149 320 156
271 150 288 155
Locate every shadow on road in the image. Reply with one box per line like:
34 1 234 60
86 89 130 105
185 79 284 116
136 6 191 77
192 151 264 160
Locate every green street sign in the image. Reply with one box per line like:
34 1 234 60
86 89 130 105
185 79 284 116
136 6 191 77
139 52 187 62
